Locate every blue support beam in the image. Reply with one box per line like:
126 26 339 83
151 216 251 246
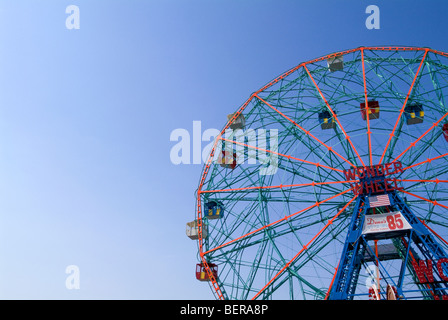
328 190 448 300
328 196 368 300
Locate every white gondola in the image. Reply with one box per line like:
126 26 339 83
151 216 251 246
186 220 207 240
327 55 344 72
227 112 246 130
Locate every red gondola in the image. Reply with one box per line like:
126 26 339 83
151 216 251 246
360 100 380 120
443 123 448 142
218 150 237 169
196 262 218 282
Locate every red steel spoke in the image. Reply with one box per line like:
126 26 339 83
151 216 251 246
254 94 357 169
252 194 358 300
379 49 429 164
200 179 356 194
400 190 448 210
325 265 339 300
399 179 448 184
419 219 448 247
361 48 373 166
219 136 344 173
303 64 365 167
401 152 448 171
202 188 354 256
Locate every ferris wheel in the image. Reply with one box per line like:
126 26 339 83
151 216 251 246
187 46 448 300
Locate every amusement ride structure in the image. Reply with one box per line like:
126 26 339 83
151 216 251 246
186 46 448 300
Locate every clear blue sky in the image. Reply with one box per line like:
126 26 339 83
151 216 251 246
0 0 447 299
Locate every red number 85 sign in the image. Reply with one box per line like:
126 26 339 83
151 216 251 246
363 211 411 235
386 213 404 230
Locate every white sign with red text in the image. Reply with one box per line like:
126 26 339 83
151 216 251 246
362 211 411 235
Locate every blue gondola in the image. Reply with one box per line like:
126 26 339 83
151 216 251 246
318 110 336 129
204 200 224 220
404 103 424 125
